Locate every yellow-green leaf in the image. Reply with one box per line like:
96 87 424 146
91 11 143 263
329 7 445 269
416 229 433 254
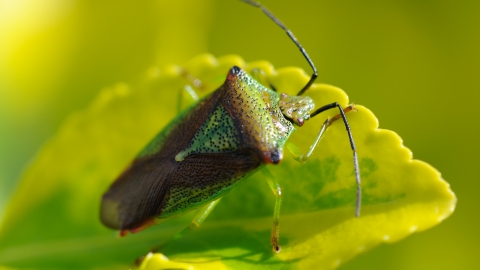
0 55 456 270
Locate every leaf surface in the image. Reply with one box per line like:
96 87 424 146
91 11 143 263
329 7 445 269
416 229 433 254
0 55 456 270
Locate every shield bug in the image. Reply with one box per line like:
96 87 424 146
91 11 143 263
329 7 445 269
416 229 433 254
100 0 361 253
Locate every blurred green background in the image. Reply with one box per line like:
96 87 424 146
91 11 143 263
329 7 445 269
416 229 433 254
0 0 477 269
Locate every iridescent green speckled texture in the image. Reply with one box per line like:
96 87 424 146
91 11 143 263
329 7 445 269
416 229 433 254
175 105 240 162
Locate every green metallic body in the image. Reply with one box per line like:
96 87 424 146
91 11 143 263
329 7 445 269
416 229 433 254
100 66 314 232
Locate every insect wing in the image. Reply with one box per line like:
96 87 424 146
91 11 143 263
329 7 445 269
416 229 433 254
101 74 230 231
160 151 260 217
101 156 175 230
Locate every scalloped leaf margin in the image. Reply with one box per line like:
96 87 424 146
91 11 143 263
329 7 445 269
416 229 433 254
0 54 456 270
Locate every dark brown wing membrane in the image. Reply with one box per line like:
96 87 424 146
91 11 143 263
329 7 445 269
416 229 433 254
100 155 176 230
159 151 261 217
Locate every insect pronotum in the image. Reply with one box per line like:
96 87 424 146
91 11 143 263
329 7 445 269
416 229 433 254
100 0 361 254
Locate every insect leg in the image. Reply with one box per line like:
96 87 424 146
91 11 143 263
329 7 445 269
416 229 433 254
263 168 282 253
177 85 200 113
288 103 361 217
303 104 356 160
177 67 202 112
150 199 221 252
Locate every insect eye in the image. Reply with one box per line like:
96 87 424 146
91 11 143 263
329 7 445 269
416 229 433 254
296 118 304 126
271 150 282 164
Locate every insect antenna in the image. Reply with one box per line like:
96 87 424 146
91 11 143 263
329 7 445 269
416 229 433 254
310 103 361 217
241 0 317 96
242 0 361 216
